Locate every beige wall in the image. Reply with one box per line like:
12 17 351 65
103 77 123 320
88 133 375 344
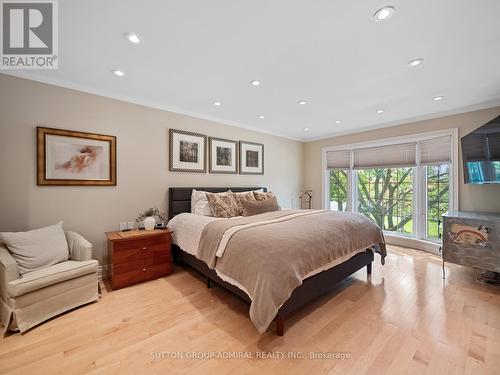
0 74 303 265
2 72 499 267
303 107 500 211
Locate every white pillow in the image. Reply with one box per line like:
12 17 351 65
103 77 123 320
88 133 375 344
0 222 69 274
233 189 264 195
191 189 214 216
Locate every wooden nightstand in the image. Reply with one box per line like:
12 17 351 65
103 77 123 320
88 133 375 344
106 229 172 290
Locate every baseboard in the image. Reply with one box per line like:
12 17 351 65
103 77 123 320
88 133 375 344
384 234 441 256
98 265 111 281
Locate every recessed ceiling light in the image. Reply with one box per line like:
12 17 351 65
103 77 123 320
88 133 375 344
373 6 395 21
111 69 125 77
303 127 310 131
258 115 265 119
377 109 385 114
213 101 221 106
250 80 261 86
298 100 308 105
125 32 142 44
335 120 341 124
408 58 424 67
433 96 444 101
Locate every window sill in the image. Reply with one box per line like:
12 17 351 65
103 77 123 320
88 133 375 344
383 233 441 256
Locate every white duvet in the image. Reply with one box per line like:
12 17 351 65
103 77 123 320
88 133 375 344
167 213 219 255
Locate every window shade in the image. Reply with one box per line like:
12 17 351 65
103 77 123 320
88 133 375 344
462 134 488 162
420 136 452 165
487 134 500 161
353 143 416 169
326 150 350 169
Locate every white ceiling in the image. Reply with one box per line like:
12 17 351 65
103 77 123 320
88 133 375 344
7 0 500 141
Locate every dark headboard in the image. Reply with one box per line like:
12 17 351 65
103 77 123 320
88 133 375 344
168 187 267 219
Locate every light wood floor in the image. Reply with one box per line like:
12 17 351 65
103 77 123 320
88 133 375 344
1 246 500 375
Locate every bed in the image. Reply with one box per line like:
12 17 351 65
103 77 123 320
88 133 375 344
168 187 386 336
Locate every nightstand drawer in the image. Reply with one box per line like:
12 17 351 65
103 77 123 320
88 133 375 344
113 259 144 275
113 247 144 265
112 234 169 251
111 261 145 289
144 263 171 281
113 243 170 265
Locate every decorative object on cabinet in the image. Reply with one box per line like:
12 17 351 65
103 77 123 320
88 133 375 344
239 141 264 175
37 127 116 186
135 207 167 230
209 137 238 174
169 129 207 173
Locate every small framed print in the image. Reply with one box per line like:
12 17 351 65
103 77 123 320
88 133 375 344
239 141 264 175
209 137 238 174
169 129 207 173
37 127 116 186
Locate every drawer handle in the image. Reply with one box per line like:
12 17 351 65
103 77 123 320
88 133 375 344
142 268 146 272
142 247 147 250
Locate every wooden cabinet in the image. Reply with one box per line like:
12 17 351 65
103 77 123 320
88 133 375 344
442 211 500 273
106 229 172 289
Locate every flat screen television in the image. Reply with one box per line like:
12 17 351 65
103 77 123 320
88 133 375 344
462 115 500 184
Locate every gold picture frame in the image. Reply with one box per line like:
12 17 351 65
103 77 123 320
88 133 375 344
37 127 117 186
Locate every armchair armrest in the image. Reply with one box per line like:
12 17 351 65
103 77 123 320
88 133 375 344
65 231 93 261
0 246 19 299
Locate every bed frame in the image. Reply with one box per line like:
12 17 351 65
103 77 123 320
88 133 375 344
168 187 374 336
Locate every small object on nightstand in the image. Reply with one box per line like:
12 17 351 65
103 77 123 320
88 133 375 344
106 229 173 290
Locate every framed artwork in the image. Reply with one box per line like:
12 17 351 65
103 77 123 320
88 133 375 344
37 127 116 186
209 137 238 174
169 129 207 173
239 141 264 175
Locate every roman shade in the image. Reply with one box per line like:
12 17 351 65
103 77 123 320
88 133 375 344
326 150 350 169
420 135 452 165
353 143 416 169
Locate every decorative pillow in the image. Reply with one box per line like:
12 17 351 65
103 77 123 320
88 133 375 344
233 191 257 215
205 191 240 218
191 189 214 216
241 196 281 216
0 222 69 275
253 191 275 201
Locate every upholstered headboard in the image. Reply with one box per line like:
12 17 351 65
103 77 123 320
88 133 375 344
168 187 267 219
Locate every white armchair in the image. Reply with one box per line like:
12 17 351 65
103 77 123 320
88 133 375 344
0 231 99 333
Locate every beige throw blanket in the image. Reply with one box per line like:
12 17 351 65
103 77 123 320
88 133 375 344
197 209 386 333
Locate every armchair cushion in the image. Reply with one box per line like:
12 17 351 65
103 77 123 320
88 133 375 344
7 259 98 297
0 246 19 283
65 231 93 261
0 222 69 275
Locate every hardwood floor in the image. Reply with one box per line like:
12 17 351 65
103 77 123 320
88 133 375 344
1 246 500 375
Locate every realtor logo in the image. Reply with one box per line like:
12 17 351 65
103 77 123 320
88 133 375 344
1 0 58 69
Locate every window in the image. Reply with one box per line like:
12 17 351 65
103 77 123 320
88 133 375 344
323 130 457 246
426 164 449 239
357 167 414 235
329 169 348 211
